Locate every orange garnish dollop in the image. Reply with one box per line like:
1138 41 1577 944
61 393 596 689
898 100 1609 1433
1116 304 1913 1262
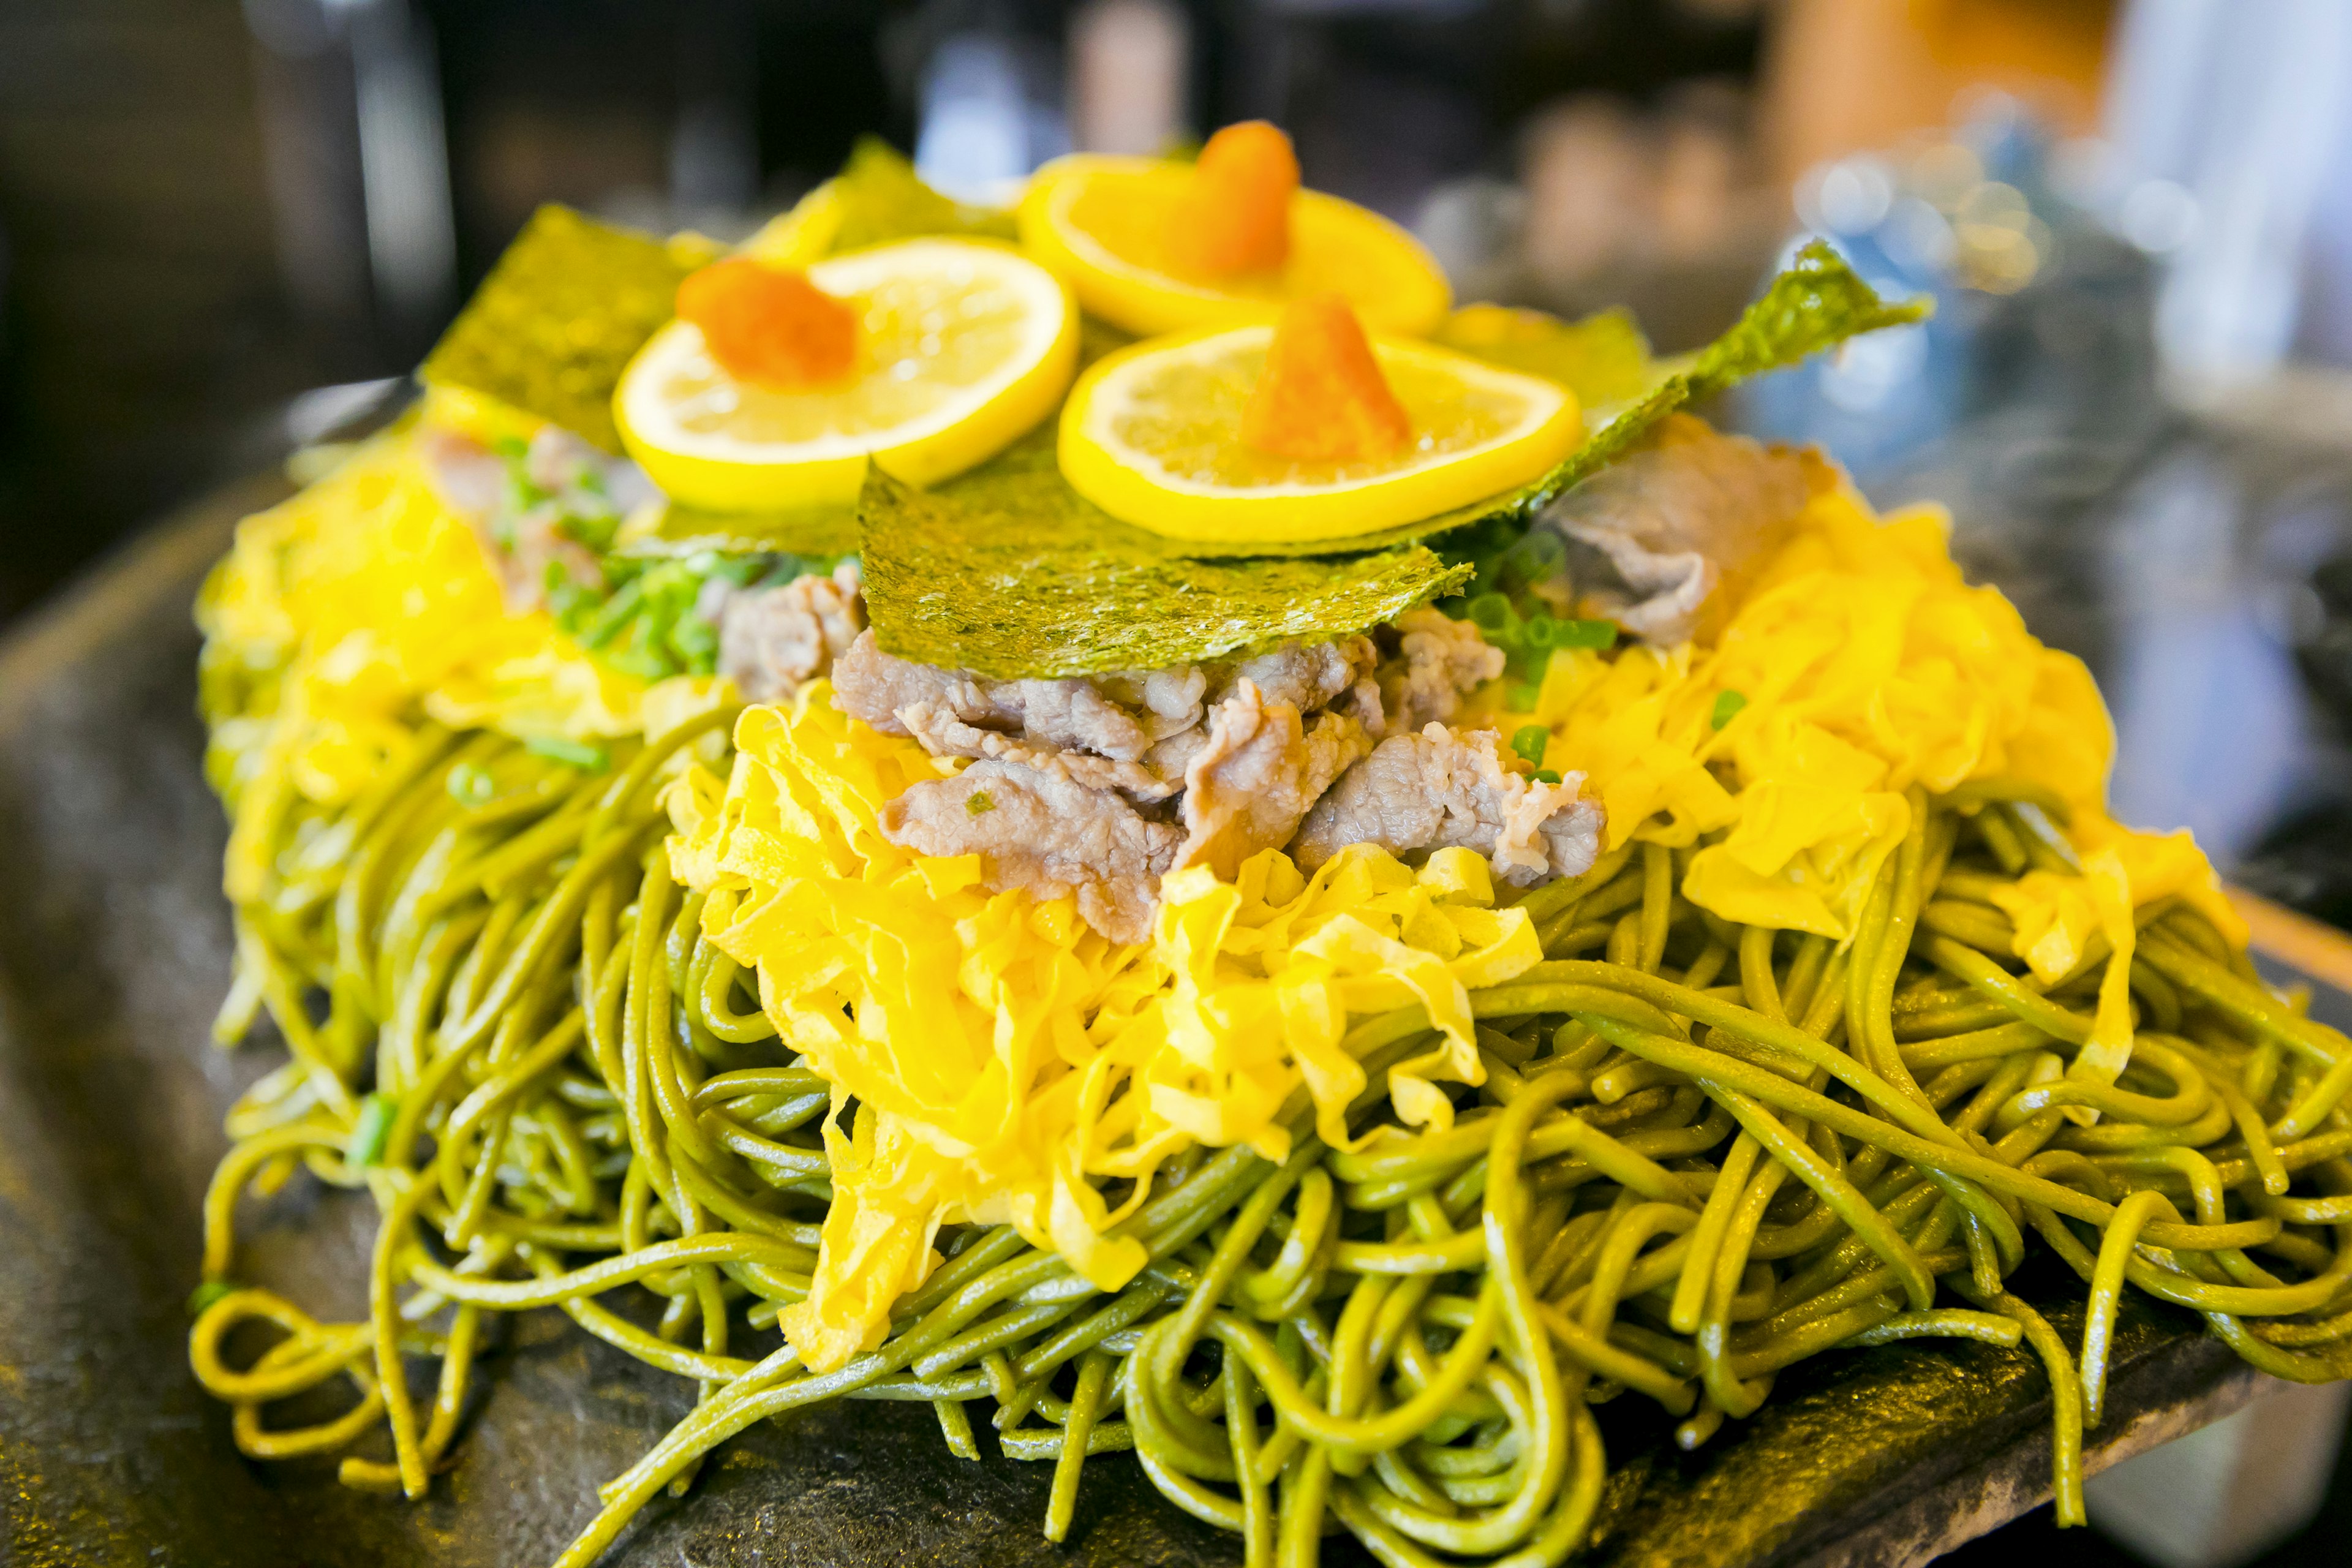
1240 295 1412 462
1167 121 1299 278
676 258 858 389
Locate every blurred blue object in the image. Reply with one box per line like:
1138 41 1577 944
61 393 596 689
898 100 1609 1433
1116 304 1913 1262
915 32 1069 204
1737 97 2145 492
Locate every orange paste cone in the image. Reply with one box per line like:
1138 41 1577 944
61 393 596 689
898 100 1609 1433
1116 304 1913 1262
1240 295 1412 462
676 258 858 389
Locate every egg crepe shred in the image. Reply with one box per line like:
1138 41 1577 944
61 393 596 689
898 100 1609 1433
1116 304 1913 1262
201 416 2244 1374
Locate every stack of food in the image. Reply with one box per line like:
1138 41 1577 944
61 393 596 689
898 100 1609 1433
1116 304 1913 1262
189 126 2352 1568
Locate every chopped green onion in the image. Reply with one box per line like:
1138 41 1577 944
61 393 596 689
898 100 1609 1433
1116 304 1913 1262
557 508 620 552
187 1280 237 1317
1532 769 1562 785
669 612 719 674
1555 619 1618 650
578 575 647 649
1711 690 1749 730
347 1093 398 1168
447 760 496 807
1466 592 1517 638
965 792 995 816
524 736 611 771
1510 725 1550 768
1506 682 1542 712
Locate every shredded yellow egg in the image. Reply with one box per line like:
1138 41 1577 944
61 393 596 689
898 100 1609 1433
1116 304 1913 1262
1495 480 2243 960
200 429 710 900
665 688 1543 1371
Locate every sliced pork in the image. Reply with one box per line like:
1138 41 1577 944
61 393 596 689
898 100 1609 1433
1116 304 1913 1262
879 760 1182 943
1378 608 1507 733
1541 413 1815 645
1290 725 1604 886
845 608 1566 939
1171 682 1372 880
708 560 865 702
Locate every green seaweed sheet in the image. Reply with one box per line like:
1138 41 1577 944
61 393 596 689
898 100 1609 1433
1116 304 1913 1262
418 206 723 453
860 429 1471 678
820 136 1021 254
1436 303 1656 409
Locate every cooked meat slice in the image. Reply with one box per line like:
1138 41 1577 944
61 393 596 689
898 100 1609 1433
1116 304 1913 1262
1289 725 1604 886
1147 666 1212 729
710 560 865 702
1541 413 1816 645
1219 636 1379 714
1171 681 1373 880
833 630 994 736
420 427 505 514
1005 677 1166 760
895 703 1183 800
832 631 1178 764
1141 725 1213 783
421 428 613 616
878 760 1182 943
1378 608 1506 733
1088 665 1211 744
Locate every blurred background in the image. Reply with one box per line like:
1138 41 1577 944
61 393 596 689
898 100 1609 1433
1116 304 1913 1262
0 4 2350 1558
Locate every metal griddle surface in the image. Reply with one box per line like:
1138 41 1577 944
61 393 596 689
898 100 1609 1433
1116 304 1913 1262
0 483 2259 1568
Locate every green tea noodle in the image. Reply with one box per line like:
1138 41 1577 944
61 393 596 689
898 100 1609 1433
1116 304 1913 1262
193 714 2352 1568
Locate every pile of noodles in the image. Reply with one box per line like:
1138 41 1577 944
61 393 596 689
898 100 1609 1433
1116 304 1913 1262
188 426 2352 1568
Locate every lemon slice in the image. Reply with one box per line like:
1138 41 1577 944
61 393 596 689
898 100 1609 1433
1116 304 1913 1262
614 238 1077 510
1019 155 1452 340
1059 325 1580 546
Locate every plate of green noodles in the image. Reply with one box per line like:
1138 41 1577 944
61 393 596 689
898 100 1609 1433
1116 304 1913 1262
8 145 2352 1568
0 480 2323 1568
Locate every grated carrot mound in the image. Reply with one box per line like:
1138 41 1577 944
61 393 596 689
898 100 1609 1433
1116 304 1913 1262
665 688 1544 1370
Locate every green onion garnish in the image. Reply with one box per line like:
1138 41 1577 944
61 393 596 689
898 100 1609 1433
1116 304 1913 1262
524 736 611 771
447 760 496 806
1711 690 1749 730
1510 725 1550 769
348 1093 398 1168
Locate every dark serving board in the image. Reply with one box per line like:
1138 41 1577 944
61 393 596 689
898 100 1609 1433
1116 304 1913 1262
0 482 2293 1568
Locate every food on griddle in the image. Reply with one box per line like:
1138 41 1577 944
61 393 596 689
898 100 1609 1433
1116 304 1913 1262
187 130 2351 1568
